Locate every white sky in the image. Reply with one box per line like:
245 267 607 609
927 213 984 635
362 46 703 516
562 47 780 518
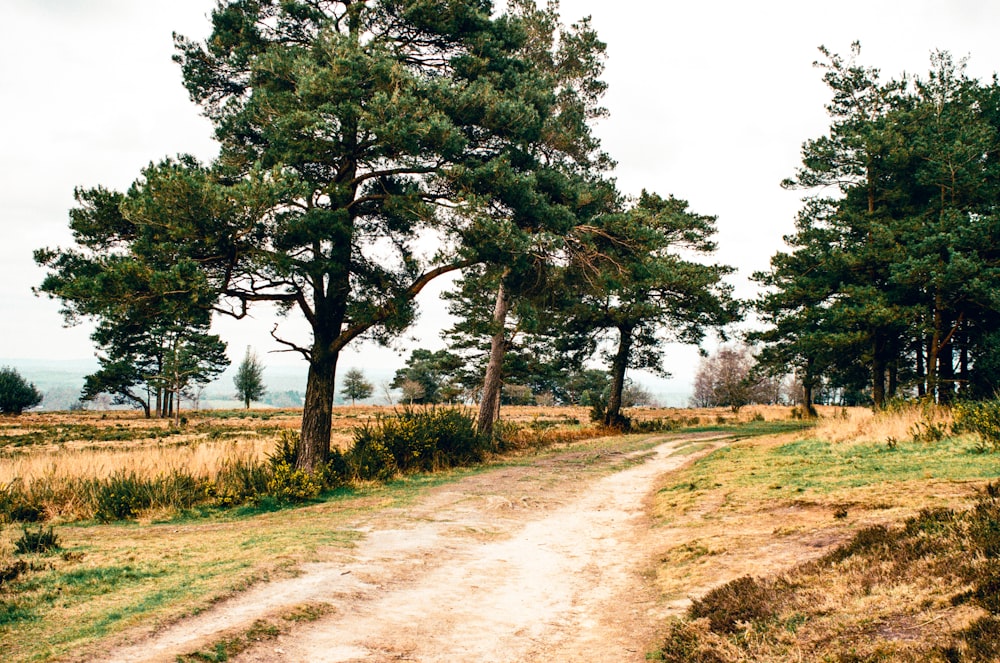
4 0 1000 397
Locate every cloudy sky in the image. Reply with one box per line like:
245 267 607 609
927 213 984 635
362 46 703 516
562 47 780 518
4 1 1000 398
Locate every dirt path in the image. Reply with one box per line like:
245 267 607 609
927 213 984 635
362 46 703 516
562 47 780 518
104 433 730 663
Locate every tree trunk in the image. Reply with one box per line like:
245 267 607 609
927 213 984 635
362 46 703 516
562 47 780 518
939 332 955 404
928 296 943 402
916 338 926 397
888 360 898 400
604 324 634 429
298 349 338 472
959 329 969 398
872 332 886 409
802 357 818 418
477 281 512 439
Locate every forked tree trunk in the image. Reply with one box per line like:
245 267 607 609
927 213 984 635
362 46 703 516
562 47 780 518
477 282 511 439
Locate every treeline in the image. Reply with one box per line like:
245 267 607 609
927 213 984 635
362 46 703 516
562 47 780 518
752 44 1000 413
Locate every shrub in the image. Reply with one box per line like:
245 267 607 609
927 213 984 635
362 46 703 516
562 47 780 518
952 400 1000 451
266 461 321 502
348 407 486 480
90 471 152 521
88 470 201 521
909 420 947 443
649 618 731 662
0 560 28 586
0 367 43 415
957 616 1000 661
630 418 677 434
14 525 60 554
349 426 400 481
688 575 782 634
208 454 270 507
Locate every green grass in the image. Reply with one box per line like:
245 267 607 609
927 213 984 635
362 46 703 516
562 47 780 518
661 434 1000 504
679 419 816 438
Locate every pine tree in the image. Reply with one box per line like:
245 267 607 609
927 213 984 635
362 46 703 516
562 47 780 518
0 367 43 415
340 368 373 406
233 347 266 409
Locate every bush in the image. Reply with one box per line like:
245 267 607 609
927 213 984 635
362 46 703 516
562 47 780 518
204 454 268 507
688 575 782 634
649 618 731 663
0 560 28 587
348 407 486 480
89 470 201 522
14 526 59 554
953 400 1000 451
0 367 43 415
266 461 321 502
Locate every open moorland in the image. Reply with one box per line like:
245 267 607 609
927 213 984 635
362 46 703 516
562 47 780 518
1 404 999 662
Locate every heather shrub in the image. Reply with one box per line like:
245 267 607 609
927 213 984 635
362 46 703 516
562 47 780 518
688 575 783 634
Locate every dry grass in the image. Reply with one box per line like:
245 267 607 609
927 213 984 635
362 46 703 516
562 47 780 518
812 401 954 444
0 404 773 490
0 410 673 662
0 436 275 486
647 401 1000 662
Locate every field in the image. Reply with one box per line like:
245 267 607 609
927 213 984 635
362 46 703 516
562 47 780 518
0 403 998 661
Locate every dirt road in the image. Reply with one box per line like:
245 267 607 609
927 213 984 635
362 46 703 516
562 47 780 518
104 433 730 662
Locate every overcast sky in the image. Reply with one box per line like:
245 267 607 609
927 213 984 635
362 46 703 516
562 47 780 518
4 1 1000 397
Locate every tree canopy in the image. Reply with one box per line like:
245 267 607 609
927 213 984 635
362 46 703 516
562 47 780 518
35 158 229 419
0 367 43 415
234 346 267 408
755 44 1000 407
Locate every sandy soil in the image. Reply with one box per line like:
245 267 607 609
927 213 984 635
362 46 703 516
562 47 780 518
101 433 735 663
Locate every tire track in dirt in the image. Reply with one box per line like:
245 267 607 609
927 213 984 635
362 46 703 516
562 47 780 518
102 433 730 663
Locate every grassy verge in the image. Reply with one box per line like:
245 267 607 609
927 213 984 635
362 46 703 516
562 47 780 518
647 416 1000 662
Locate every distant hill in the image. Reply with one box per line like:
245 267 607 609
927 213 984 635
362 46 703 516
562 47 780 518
1 358 691 411
0 358 398 411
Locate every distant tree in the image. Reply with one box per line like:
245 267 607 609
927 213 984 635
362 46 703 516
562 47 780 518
391 349 464 405
0 367 43 415
233 346 266 409
340 368 373 406
691 346 767 412
501 383 535 406
36 160 229 419
399 380 427 405
622 379 656 408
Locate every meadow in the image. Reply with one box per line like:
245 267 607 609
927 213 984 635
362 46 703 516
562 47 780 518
0 402 997 661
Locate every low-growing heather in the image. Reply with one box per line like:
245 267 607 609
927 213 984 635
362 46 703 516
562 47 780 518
651 481 1000 662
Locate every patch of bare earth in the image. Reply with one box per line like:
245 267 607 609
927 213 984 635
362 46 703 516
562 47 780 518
99 432 838 663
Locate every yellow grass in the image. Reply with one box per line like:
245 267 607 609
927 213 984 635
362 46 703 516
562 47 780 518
0 436 274 485
810 401 953 444
0 404 802 490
